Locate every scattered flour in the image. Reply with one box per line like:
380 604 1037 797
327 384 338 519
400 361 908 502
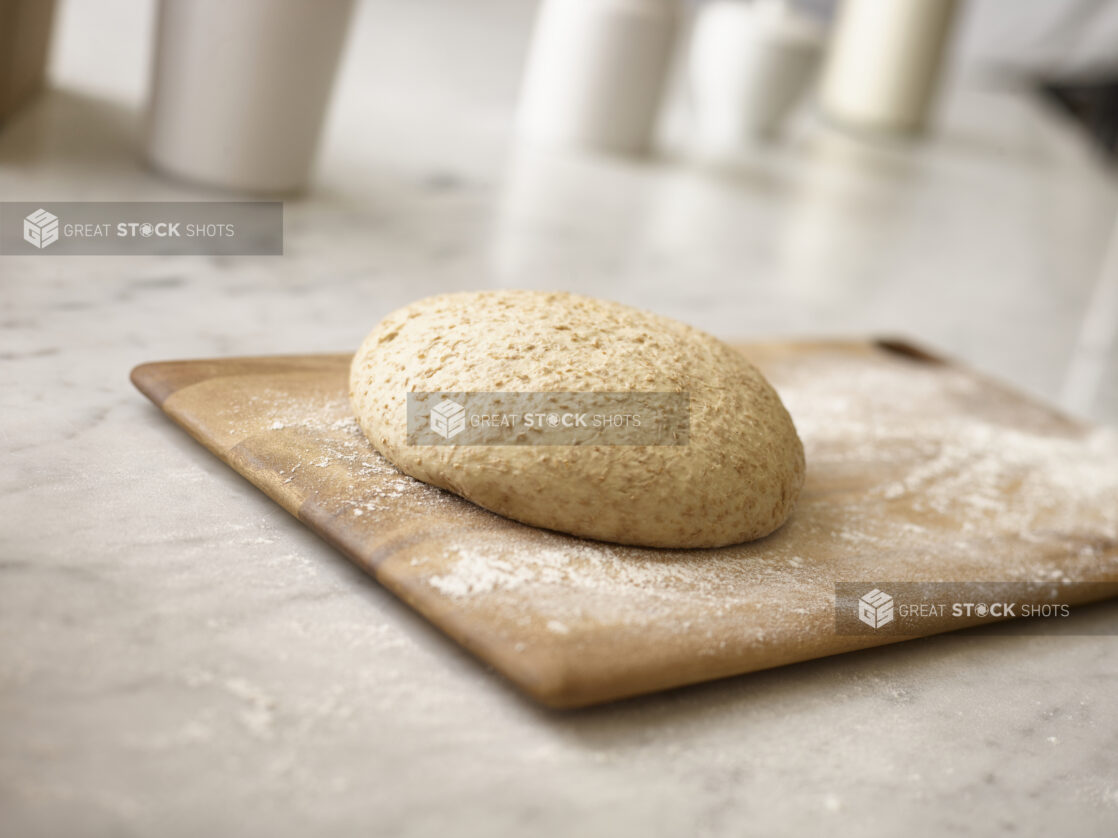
257 389 453 514
400 353 1118 628
240 352 1118 638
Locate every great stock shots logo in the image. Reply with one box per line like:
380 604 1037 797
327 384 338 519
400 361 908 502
833 581 1111 636
406 392 691 446
429 399 466 440
2 202 283 255
857 588 895 629
23 208 59 249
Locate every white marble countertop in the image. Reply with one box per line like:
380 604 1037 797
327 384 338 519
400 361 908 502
3 1 1117 835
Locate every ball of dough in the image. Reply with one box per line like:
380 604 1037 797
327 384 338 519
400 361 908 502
350 291 804 548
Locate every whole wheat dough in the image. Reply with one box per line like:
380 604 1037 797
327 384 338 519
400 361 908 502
349 290 804 548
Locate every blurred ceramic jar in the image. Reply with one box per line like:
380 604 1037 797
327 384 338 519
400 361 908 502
687 0 823 153
517 0 680 157
819 0 960 135
146 0 354 193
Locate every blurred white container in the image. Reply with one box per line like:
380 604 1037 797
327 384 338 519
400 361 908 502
819 0 959 135
517 0 680 156
146 0 354 194
688 0 823 151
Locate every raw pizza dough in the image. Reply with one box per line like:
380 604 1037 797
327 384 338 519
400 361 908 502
350 290 804 548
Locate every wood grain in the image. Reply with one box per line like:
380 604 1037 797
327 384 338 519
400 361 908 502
130 340 1118 708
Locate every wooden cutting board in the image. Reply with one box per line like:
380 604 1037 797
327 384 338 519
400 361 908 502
130 339 1118 708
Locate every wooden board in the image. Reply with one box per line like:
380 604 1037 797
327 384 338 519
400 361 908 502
130 340 1118 708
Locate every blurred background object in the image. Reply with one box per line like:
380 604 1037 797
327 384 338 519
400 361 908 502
1 0 1117 418
819 0 960 135
0 0 56 123
1043 79 1118 157
146 0 355 193
687 0 823 152
954 0 1118 81
515 0 679 156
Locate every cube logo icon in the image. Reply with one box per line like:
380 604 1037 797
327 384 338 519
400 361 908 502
429 399 466 439
858 588 894 629
23 208 60 249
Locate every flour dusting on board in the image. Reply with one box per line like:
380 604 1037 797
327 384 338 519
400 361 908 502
256 390 454 512
403 352 1118 626
245 349 1118 638
140 346 1118 705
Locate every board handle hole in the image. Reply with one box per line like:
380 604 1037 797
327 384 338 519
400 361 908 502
873 338 945 364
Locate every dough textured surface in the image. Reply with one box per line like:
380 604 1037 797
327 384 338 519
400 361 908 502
349 290 805 548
